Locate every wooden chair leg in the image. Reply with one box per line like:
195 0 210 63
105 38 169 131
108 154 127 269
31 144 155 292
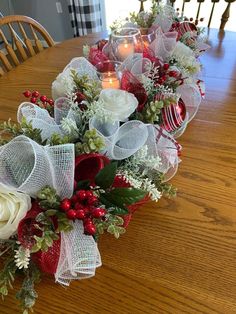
220 2 231 30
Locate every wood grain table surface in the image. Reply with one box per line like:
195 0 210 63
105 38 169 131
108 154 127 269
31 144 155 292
0 28 236 314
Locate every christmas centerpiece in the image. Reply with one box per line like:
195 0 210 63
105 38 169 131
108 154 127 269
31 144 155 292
0 1 209 313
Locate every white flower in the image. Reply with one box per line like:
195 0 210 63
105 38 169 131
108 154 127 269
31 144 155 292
0 185 31 240
98 89 138 121
14 245 30 269
171 42 201 75
51 68 75 100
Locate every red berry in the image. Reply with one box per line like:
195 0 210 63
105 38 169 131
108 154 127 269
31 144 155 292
40 95 47 102
169 71 178 78
83 217 93 225
76 190 87 201
190 17 193 22
30 97 37 104
76 209 86 220
163 63 169 71
32 91 40 98
87 196 98 206
23 90 31 98
74 202 84 210
84 223 96 235
157 78 165 85
161 75 167 82
67 209 77 220
200 17 204 22
70 195 78 203
91 208 106 219
85 191 94 198
60 198 71 211
47 99 54 106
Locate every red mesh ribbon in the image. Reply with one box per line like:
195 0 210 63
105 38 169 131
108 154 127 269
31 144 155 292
18 202 43 249
143 46 162 67
18 201 61 275
113 176 149 228
88 47 109 67
120 70 148 112
32 238 61 274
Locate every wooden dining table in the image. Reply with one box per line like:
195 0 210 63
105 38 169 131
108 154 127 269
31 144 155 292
0 28 236 314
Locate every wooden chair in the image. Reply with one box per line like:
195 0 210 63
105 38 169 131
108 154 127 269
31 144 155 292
0 15 54 76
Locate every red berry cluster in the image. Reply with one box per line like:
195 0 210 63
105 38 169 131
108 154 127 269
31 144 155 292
23 90 54 108
156 63 183 86
60 190 106 236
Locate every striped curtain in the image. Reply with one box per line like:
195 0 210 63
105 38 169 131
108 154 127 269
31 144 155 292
67 0 103 37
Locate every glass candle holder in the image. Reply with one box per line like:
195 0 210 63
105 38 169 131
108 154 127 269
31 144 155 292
141 30 155 48
108 28 143 62
95 60 122 89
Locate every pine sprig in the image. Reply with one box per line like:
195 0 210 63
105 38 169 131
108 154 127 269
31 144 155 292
0 117 45 145
0 257 17 298
71 71 101 103
16 263 41 314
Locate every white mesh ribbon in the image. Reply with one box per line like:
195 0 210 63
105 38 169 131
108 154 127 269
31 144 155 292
63 57 98 80
52 57 98 100
153 5 175 33
89 118 149 160
18 102 64 141
55 221 101 286
150 28 178 61
0 135 74 198
177 83 202 122
90 117 179 180
119 53 152 82
146 124 180 181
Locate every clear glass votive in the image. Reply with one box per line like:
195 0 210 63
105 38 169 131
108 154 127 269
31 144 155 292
141 30 156 48
108 28 143 62
95 60 122 89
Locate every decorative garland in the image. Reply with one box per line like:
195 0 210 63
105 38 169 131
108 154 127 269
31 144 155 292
0 2 209 313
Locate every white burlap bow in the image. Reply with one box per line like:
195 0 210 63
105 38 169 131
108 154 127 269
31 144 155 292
89 117 179 181
55 221 101 285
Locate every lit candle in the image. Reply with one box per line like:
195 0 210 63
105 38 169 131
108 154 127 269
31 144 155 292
142 37 149 48
117 42 134 61
101 72 120 89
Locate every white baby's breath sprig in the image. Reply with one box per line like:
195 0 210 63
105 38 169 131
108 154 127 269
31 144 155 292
14 245 30 270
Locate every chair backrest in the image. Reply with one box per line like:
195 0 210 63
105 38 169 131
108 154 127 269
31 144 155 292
168 0 235 29
0 15 54 76
139 0 235 30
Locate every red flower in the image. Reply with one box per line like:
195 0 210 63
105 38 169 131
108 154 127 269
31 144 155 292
75 153 110 185
88 47 109 66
